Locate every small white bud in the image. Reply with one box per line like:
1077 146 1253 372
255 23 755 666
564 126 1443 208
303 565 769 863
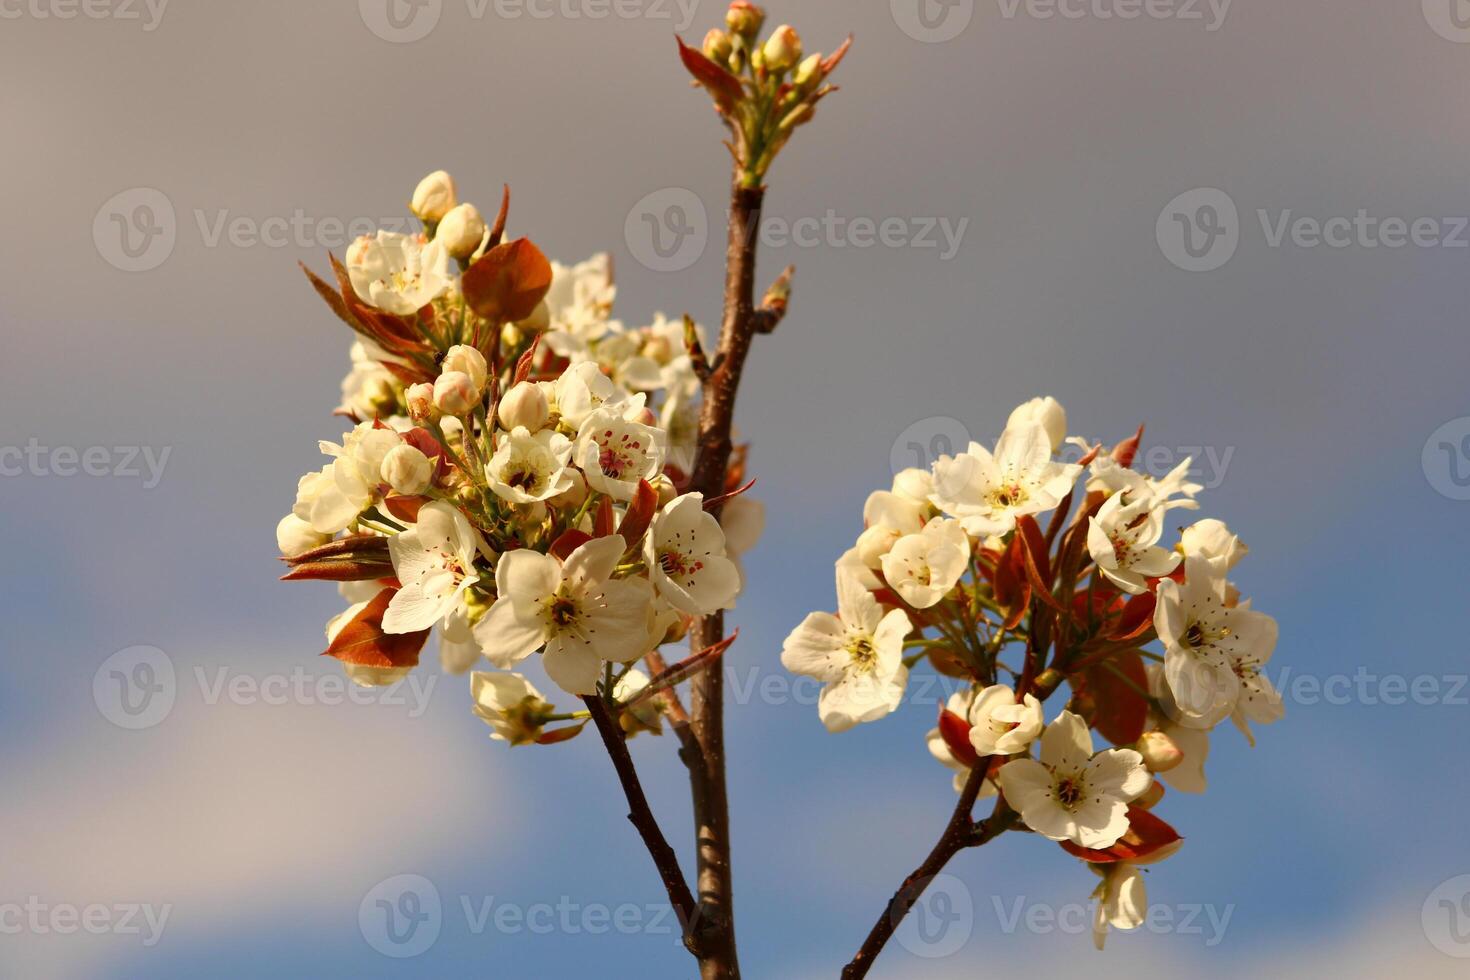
762 25 802 73
277 514 330 557
550 468 588 510
498 381 549 432
381 444 434 495
410 170 457 223
1007 396 1068 452
1136 731 1184 773
406 382 435 421
856 525 900 568
442 344 488 394
434 371 479 417
437 203 487 259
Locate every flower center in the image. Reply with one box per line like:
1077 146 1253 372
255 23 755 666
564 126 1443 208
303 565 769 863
990 483 1028 509
1184 620 1230 649
1055 776 1084 809
549 597 579 627
847 636 878 673
506 467 538 490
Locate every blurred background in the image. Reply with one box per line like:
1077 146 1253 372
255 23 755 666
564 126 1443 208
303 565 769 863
3 0 1469 976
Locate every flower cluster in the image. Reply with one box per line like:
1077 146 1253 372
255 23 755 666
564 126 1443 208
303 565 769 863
782 397 1282 948
278 170 762 743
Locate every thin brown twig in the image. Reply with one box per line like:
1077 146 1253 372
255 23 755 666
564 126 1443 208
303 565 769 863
580 695 701 952
840 766 1010 980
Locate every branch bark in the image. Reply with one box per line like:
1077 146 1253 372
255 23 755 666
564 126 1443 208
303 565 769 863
840 764 1012 980
679 180 774 980
581 695 701 951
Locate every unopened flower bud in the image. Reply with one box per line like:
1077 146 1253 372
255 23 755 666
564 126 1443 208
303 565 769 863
1135 780 1166 810
551 468 588 510
856 525 900 568
633 406 659 428
381 443 434 495
778 103 815 133
725 0 764 37
406 382 435 421
277 514 329 557
410 170 457 223
793 52 822 89
1136 731 1184 773
1007 396 1068 452
651 474 679 506
703 28 733 64
498 381 549 432
442 344 488 394
434 371 479 416
437 203 486 259
762 25 802 73
516 300 550 334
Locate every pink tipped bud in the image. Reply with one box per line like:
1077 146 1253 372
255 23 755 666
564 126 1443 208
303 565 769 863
703 28 733 64
1137 731 1184 773
725 0 764 37
498 381 549 432
433 371 478 417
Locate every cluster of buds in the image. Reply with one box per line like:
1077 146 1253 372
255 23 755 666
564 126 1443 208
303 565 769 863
782 397 1283 949
679 2 852 186
277 169 764 745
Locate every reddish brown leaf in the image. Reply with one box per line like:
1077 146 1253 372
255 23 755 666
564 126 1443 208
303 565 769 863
301 261 364 333
382 495 430 524
1110 593 1158 642
1113 425 1146 469
621 631 738 711
535 722 588 745
938 708 981 769
617 480 659 549
486 183 511 251
1082 649 1150 746
513 335 541 386
1060 806 1183 864
463 238 554 324
322 588 430 668
550 530 592 562
1016 517 1062 613
703 477 756 513
821 35 854 76
593 497 616 538
676 35 743 112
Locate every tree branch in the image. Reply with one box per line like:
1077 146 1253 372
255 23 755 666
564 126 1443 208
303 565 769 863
678 179 773 980
581 694 701 952
840 763 1013 980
